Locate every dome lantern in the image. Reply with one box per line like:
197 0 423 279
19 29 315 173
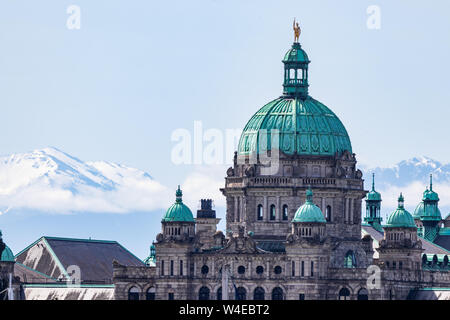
282 41 310 99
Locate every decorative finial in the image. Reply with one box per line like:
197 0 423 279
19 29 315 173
430 174 433 191
372 173 375 191
398 193 404 207
293 18 301 42
306 188 313 202
175 185 183 202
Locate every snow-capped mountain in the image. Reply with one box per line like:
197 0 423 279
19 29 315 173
0 147 170 214
362 156 450 189
360 156 450 217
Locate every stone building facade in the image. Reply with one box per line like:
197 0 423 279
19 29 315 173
112 37 450 300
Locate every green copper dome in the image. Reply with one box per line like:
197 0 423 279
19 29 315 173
162 186 194 223
0 231 15 262
386 194 416 228
293 189 326 223
238 96 352 156
366 173 381 201
238 40 351 156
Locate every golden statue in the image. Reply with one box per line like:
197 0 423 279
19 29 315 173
293 18 301 42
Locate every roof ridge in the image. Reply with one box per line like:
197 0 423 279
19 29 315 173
43 236 118 244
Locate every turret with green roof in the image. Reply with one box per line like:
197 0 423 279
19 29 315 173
0 230 15 262
413 175 442 241
364 173 383 232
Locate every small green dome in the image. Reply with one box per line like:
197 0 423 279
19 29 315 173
283 42 309 63
293 189 326 223
386 194 416 228
238 96 352 156
0 231 15 262
162 186 194 222
366 173 381 201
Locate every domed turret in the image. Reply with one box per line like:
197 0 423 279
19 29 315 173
386 194 416 228
364 174 383 231
0 230 14 262
293 189 326 223
162 186 194 222
413 175 442 241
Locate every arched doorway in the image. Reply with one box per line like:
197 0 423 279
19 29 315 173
272 287 283 300
128 286 140 300
235 287 246 300
216 287 222 300
357 288 368 300
199 286 210 300
253 287 265 300
146 287 155 300
338 287 350 300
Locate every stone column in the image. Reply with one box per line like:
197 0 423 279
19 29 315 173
277 196 281 221
264 196 268 221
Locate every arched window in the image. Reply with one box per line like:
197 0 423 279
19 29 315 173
274 265 282 275
235 287 246 300
237 265 246 274
357 288 368 300
257 204 263 221
272 287 284 300
217 287 222 300
199 286 210 300
201 265 209 275
326 205 332 222
282 205 288 220
344 250 356 268
254 287 265 300
128 286 140 300
339 287 350 300
146 287 155 300
256 266 264 275
270 205 276 220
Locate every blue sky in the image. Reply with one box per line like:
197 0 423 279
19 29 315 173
0 1 450 258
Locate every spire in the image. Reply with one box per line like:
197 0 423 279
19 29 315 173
372 173 375 191
430 174 433 191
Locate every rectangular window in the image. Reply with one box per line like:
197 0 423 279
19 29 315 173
393 262 396 269
168 293 174 300
311 261 314 277
161 260 165 276
180 260 183 276
301 261 304 277
170 260 174 276
399 262 402 270
292 261 295 276
299 293 305 300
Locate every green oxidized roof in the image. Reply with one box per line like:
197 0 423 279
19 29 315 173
283 42 309 63
0 230 15 262
386 194 416 228
162 186 194 222
366 173 381 201
238 96 352 156
414 175 441 221
293 189 326 223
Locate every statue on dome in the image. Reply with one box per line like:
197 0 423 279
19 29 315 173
293 18 301 42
